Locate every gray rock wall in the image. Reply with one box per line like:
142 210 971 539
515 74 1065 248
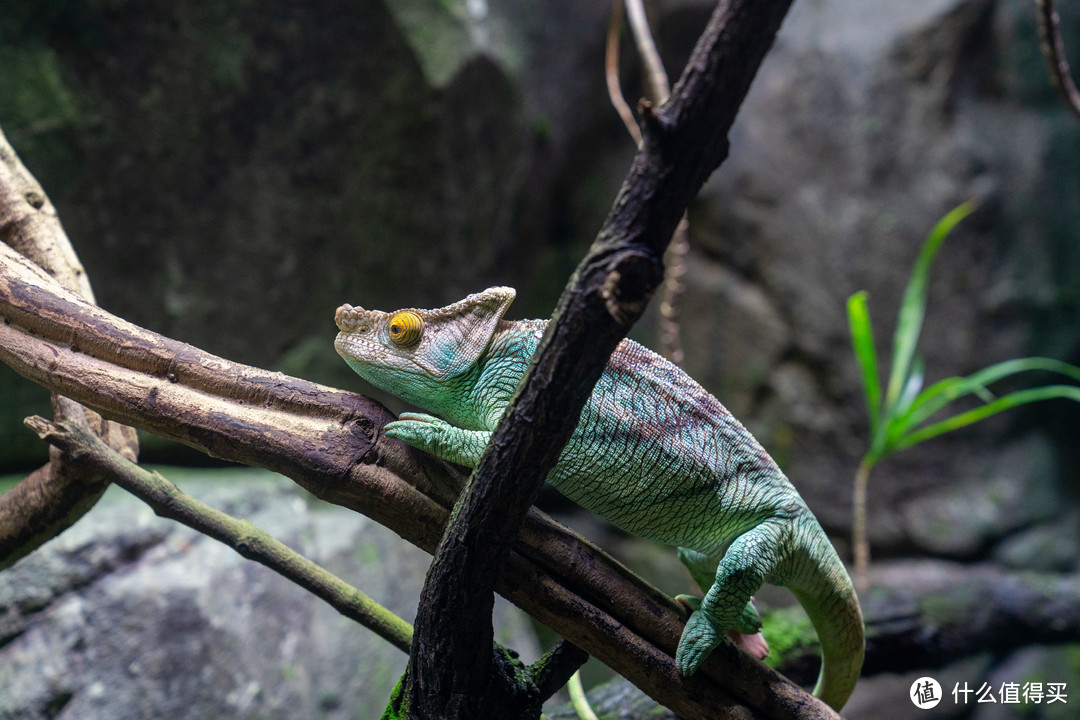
2 0 1080 716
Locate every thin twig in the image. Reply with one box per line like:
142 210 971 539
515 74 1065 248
1037 0 1080 121
625 0 671 103
852 459 872 592
621 0 688 367
25 415 415 654
568 670 600 720
606 1 643 146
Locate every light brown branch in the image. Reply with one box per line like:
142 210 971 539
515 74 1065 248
0 126 138 570
606 1 643 146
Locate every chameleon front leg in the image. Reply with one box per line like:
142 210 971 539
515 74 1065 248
675 520 786 676
383 412 491 468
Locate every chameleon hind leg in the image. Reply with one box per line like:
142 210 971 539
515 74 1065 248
677 547 762 634
675 520 785 675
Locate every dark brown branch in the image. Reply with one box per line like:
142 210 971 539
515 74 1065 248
0 126 138 570
404 2 814 719
864 561 1080 675
0 239 823 719
772 560 1080 685
1037 0 1080 121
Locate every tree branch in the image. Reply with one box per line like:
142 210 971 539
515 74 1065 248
771 560 1080 686
403 1 811 719
0 125 138 570
0 235 828 719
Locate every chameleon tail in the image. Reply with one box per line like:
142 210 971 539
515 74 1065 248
789 528 865 711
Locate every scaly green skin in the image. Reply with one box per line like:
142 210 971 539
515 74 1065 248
334 287 865 711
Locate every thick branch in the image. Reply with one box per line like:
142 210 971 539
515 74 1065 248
773 560 1080 685
0 126 138 570
0 240 819 719
864 560 1080 675
405 1 811 719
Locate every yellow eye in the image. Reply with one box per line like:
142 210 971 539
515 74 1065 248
388 311 424 347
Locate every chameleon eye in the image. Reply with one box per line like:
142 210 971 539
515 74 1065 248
388 311 424 347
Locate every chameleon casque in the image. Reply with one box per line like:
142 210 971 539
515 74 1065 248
334 287 864 710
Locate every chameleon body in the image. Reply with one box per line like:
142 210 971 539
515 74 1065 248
334 287 864 710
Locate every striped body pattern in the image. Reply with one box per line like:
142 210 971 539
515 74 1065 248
334 287 864 710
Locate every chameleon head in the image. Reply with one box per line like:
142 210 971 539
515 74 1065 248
334 287 517 410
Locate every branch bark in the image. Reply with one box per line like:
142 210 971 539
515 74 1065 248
0 236 830 719
864 560 1080 675
403 1 806 719
0 125 138 570
772 560 1080 686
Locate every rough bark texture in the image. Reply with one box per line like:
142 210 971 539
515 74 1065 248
0 125 138 570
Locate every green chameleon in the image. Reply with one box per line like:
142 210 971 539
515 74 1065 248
334 287 864 710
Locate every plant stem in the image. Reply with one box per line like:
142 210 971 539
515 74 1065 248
568 670 600 720
852 458 873 592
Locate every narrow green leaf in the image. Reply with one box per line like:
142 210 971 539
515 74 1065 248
893 384 1080 452
883 201 978 411
901 357 1080 430
883 354 925 448
847 291 882 434
896 354 925 416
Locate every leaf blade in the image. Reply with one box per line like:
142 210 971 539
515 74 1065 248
893 384 1080 452
883 201 978 411
847 291 882 434
902 357 1080 429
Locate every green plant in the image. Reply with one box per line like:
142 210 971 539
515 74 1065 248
846 201 1080 589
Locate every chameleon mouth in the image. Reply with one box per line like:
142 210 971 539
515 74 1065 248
333 331 386 362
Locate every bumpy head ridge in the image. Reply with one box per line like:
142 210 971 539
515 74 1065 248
334 287 517 383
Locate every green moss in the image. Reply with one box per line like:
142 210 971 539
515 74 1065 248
383 0 472 88
760 606 819 669
918 591 971 628
380 673 408 720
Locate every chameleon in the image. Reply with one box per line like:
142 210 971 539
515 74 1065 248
334 286 864 710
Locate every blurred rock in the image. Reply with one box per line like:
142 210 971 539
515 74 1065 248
0 470 539 720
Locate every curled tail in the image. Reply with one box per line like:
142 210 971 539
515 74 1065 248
789 524 865 711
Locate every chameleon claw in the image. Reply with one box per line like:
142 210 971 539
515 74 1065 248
675 611 722 676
